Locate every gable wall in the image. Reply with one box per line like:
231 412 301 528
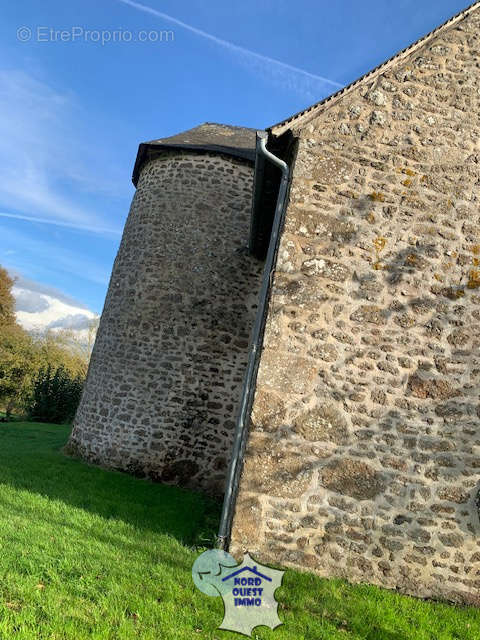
231 8 480 604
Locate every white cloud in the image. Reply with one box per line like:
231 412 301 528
11 277 99 345
14 289 50 313
0 69 126 235
14 291 98 345
117 0 343 97
0 211 121 236
10 270 92 308
47 313 95 331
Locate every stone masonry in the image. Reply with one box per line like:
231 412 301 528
231 6 480 605
69 150 263 494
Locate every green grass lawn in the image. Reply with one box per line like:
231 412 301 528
0 422 479 639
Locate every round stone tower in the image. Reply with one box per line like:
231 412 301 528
68 124 263 494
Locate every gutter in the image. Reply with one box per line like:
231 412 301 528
217 130 291 550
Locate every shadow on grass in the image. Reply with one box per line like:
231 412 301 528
277 569 480 640
0 421 221 547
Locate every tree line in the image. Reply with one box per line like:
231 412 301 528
0 266 96 423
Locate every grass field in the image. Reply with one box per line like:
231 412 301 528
0 421 479 639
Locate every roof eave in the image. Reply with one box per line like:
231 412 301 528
132 141 256 187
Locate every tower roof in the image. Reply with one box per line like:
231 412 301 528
132 123 257 186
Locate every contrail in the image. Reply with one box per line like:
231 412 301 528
0 212 121 236
117 0 343 90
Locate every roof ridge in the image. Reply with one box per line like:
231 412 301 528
202 122 258 131
270 0 480 135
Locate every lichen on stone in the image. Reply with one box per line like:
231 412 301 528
294 404 349 444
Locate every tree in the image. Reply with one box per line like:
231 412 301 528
33 329 89 379
0 266 37 418
0 324 37 419
0 263 89 421
0 267 16 328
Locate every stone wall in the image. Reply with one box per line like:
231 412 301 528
69 150 263 494
231 8 480 604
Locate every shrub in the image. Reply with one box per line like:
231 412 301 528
29 365 84 424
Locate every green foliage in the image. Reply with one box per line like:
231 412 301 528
33 329 89 379
0 266 16 327
0 324 36 418
0 268 36 418
0 263 90 420
28 365 84 423
0 422 477 639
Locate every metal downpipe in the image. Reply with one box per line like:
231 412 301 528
217 131 290 550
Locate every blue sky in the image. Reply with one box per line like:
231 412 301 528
0 0 469 313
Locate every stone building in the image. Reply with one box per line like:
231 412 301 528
69 3 480 604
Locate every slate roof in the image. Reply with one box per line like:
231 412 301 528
271 0 480 135
132 123 257 185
